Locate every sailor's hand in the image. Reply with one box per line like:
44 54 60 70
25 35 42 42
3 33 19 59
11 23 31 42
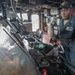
55 39 61 44
50 37 61 45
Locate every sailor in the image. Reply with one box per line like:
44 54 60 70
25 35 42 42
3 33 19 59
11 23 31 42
55 1 75 71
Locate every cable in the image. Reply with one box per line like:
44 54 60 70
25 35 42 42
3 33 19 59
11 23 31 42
16 6 26 11
47 0 62 4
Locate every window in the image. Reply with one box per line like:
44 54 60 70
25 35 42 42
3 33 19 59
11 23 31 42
31 14 39 32
17 13 21 19
22 13 28 21
0 13 2 16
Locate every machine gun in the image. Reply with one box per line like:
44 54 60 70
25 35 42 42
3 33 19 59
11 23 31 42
29 41 66 75
29 35 75 75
